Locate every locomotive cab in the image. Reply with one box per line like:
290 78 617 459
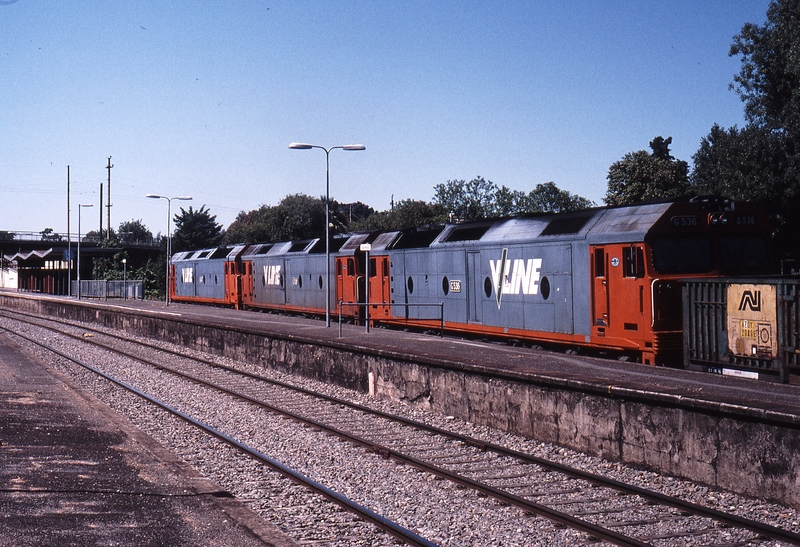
589 200 773 365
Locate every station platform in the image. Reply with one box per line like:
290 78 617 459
0 330 297 547
61 293 800 417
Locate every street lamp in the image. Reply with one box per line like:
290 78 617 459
77 203 93 299
146 194 192 305
289 142 366 327
122 258 127 300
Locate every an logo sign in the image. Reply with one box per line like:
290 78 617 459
181 267 193 283
738 290 762 312
726 284 777 359
489 248 542 309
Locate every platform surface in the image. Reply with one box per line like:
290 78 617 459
0 330 297 547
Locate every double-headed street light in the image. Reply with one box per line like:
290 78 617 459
146 194 192 306
77 203 93 299
289 142 366 327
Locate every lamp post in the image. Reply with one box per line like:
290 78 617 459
289 142 365 327
146 194 192 306
122 258 127 300
77 203 93 299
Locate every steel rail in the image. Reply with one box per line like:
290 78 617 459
4 311 800 545
0 325 439 547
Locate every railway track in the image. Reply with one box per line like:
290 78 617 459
2 310 799 546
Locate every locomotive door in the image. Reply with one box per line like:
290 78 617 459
593 244 647 340
591 246 609 333
368 255 391 320
467 251 482 323
224 261 242 308
336 256 362 320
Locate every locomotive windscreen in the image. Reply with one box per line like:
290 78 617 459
720 236 769 273
651 237 713 274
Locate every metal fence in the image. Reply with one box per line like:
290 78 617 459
338 301 444 337
71 280 144 300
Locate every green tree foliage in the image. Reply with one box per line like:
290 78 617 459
223 205 277 244
434 177 593 221
117 219 153 245
433 176 498 221
351 199 446 231
224 194 324 244
522 182 596 213
224 194 376 244
604 136 690 206
692 0 800 258
729 0 800 132
493 183 595 216
171 205 224 252
693 124 787 202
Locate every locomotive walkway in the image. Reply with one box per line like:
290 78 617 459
0 329 298 546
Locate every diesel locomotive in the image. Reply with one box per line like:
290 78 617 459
170 198 773 366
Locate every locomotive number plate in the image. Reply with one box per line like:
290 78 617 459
671 215 698 227
449 280 462 293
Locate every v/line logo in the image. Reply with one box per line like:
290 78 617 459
264 264 282 286
489 248 543 309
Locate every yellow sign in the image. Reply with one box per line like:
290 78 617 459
727 284 777 359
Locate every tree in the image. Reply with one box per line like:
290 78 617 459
604 136 690 206
523 182 595 213
171 205 224 252
224 194 329 245
117 219 153 245
351 199 446 231
729 0 800 133
224 205 278 244
331 201 375 230
692 1 800 258
40 227 62 242
433 176 498 221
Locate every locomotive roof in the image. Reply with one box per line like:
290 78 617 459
428 202 674 247
171 246 243 261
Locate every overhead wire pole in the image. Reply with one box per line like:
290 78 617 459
106 157 113 240
67 166 71 296
289 142 366 327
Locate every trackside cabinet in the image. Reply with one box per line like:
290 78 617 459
683 278 800 383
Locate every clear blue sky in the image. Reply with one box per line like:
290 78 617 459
1 0 770 237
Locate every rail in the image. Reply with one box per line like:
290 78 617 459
338 301 444 337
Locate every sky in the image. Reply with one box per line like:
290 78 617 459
1 0 771 238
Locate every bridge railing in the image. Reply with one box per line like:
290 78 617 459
0 230 159 247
